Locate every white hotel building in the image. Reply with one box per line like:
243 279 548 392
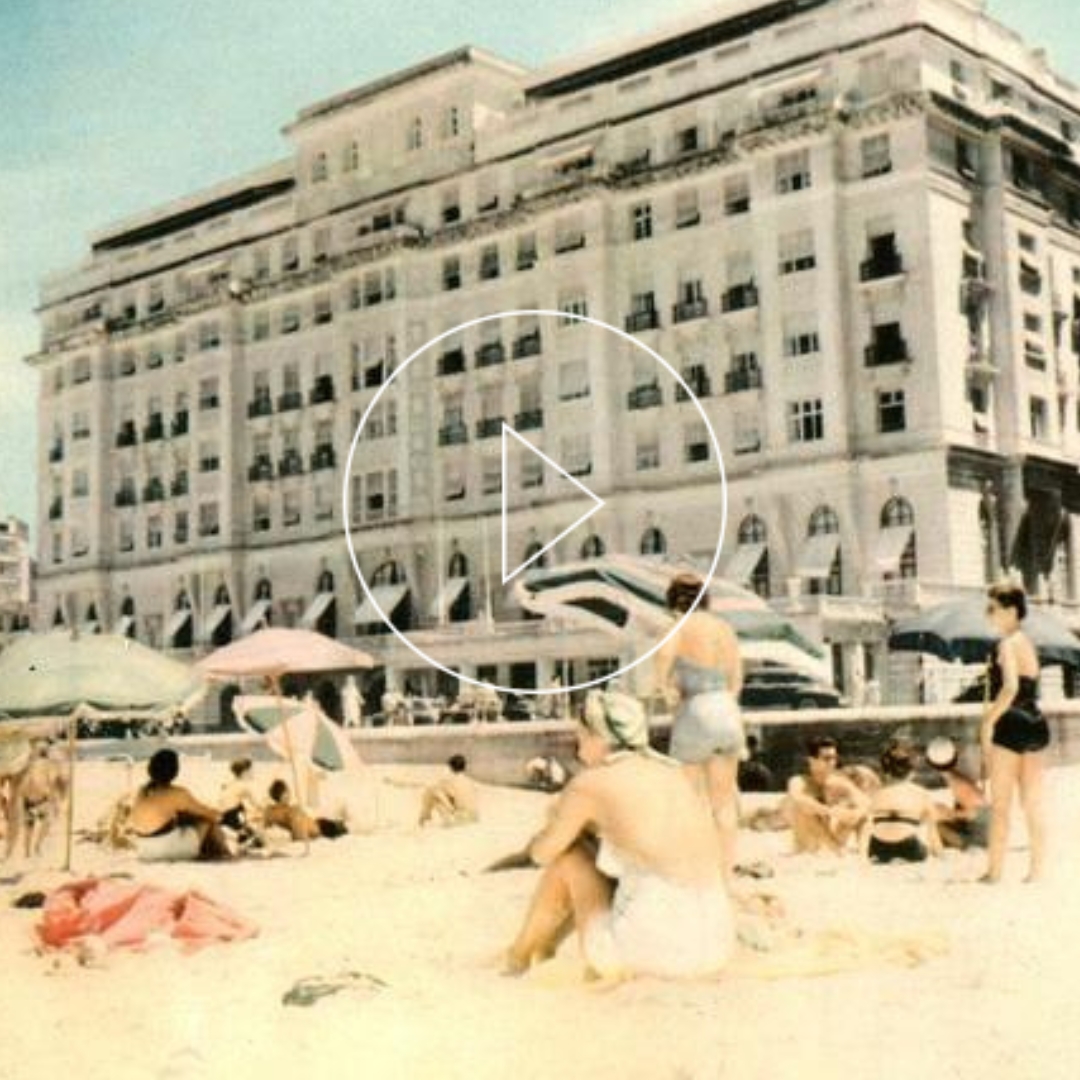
27 0 1080 704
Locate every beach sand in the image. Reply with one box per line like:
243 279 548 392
2 754 1079 1080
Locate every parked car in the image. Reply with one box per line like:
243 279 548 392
739 668 844 711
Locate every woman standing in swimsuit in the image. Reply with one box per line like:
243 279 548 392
981 584 1049 883
653 573 744 881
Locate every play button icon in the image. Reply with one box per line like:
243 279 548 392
500 422 604 584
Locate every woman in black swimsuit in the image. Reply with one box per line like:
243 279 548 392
981 584 1048 884
864 742 942 864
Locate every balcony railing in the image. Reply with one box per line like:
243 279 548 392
512 331 542 359
309 376 335 405
675 371 712 400
438 349 466 376
278 452 304 477
860 251 904 281
277 391 304 413
438 422 468 446
476 342 506 368
476 416 504 439
721 283 758 313
627 385 663 410
248 458 275 483
725 368 763 393
310 446 337 471
625 310 660 333
115 425 137 449
514 408 544 431
673 298 708 323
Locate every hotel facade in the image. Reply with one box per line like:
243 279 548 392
27 0 1080 706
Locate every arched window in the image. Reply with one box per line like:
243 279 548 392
53 605 65 627
213 583 230 606
880 497 918 580
640 527 667 556
523 540 547 570
317 569 335 594
448 550 469 579
736 515 770 598
120 595 136 617
372 559 406 586
175 589 191 611
85 602 100 634
581 535 605 560
254 578 273 602
807 505 842 596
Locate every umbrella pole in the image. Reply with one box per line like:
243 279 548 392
272 676 310 857
63 711 77 873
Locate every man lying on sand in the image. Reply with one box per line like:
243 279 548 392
264 779 348 841
503 689 734 981
418 755 479 827
784 737 870 854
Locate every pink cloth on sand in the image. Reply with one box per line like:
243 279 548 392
37 878 258 952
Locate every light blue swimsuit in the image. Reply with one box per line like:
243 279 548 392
668 657 745 764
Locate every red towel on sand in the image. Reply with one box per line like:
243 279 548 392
37 879 258 952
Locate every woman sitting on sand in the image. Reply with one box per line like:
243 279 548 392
130 749 232 862
863 743 942 864
925 737 989 850
503 688 734 981
263 779 347 841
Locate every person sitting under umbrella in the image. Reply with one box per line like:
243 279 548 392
130 749 232 862
263 779 347 841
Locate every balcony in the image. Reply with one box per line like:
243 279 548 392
143 415 165 442
143 479 166 503
248 457 275 483
627 384 662 411
114 488 137 509
309 375 335 405
476 341 506 368
278 451 304 478
859 250 904 282
512 331 542 359
865 329 910 367
476 416 504 439
438 422 468 447
514 408 544 431
479 257 501 281
438 349 466 377
48 499 63 521
967 347 998 381
248 396 273 419
721 283 758 313
675 370 712 400
170 474 189 498
725 368 763 394
48 442 64 464
171 412 189 438
277 390 304 413
672 298 708 323
625 310 660 333
310 445 337 471
614 151 651 177
115 423 137 449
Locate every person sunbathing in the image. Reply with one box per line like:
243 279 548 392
863 742 942 864
130 749 232 862
263 779 347 841
418 755 479 826
784 737 870 854
503 688 734 980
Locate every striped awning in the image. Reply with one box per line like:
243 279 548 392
300 591 336 629
165 608 192 644
795 533 840 579
240 599 272 636
723 543 766 585
429 577 469 620
354 584 409 628
875 526 914 574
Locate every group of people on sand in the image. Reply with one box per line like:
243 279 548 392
128 750 350 862
500 576 1051 981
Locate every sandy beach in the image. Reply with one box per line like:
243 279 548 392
2 754 1079 1080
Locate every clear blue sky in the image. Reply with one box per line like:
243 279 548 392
0 0 1070 532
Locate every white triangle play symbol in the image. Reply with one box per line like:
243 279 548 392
501 423 604 584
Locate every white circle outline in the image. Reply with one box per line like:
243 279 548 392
341 309 728 697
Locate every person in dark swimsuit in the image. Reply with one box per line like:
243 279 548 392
981 584 1048 884
864 742 941 864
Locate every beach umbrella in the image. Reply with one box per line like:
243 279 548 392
888 598 1080 668
233 694 363 774
0 632 204 868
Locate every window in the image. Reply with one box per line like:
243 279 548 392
443 463 466 502
950 59 968 85
641 527 667 555
877 389 907 433
516 234 538 271
281 309 301 334
198 322 220 350
788 399 824 443
71 411 91 439
72 355 91 384
675 189 700 228
479 244 500 280
776 149 811 194
676 125 699 154
581 535 605 559
343 140 360 172
1029 396 1049 440
684 422 710 463
283 491 301 528
406 116 423 152
560 433 592 476
783 322 820 357
559 359 590 400
635 437 660 471
861 134 892 178
559 297 588 324
252 311 270 341
252 497 271 533
311 152 328 183
71 470 89 498
779 229 816 274
1018 231 1038 254
521 454 544 490
481 458 501 496
441 191 461 224
198 502 220 538
199 377 220 410
444 106 461 139
631 203 653 241
724 175 750 215
147 516 163 549
313 294 332 325
442 256 461 291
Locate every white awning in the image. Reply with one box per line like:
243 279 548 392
723 543 767 585
240 599 271 636
874 526 915 574
114 614 135 637
78 621 100 636
300 591 336 629
201 604 231 639
165 608 192 644
795 533 841 579
354 584 409 627
429 577 469 620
